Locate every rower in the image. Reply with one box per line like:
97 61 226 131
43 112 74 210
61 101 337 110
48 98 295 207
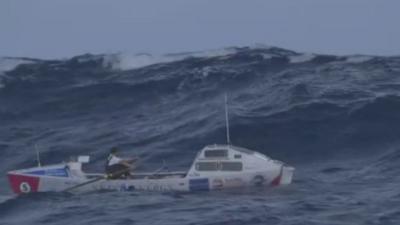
105 147 137 179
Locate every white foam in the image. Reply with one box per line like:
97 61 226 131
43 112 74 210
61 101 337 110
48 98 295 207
289 53 315 63
345 55 373 63
0 57 36 89
0 57 34 72
176 47 238 59
0 194 12 204
102 48 240 71
261 53 273 60
101 44 303 71
201 66 213 77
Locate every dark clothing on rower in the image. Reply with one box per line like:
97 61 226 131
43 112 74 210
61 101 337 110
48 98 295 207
105 153 130 179
105 164 130 179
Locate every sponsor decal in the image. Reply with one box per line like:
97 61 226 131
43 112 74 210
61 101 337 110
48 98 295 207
212 178 224 189
119 184 136 191
113 183 173 192
7 174 40 194
132 184 173 191
189 178 209 191
19 182 31 193
252 175 265 187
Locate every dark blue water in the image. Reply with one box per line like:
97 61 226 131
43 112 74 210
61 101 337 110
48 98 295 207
1 47 400 224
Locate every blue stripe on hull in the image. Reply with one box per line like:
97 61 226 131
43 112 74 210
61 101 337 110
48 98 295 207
189 178 209 191
25 168 69 177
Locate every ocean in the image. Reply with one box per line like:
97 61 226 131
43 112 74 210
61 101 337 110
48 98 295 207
1 46 400 225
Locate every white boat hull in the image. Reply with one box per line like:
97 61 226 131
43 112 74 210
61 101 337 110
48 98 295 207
7 145 294 194
8 167 294 194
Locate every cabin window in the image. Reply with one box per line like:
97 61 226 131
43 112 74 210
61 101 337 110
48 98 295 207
196 162 219 171
204 150 228 158
220 162 243 171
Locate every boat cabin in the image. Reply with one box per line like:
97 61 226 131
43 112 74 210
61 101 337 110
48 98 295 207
186 144 279 177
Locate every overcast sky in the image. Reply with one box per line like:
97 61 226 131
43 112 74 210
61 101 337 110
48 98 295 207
1 0 399 59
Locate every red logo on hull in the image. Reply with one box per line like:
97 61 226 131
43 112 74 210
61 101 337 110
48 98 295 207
7 173 40 194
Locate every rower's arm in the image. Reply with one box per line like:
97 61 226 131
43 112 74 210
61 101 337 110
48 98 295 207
120 157 138 167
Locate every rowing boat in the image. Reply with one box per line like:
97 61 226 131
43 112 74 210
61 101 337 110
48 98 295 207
7 144 294 194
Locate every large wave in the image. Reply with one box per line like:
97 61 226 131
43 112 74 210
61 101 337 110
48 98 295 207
1 46 400 179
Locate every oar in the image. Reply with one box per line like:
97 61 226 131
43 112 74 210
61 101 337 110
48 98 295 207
63 167 132 192
148 160 167 178
63 152 149 192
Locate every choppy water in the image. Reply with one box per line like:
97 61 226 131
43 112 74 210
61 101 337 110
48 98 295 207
1 46 400 224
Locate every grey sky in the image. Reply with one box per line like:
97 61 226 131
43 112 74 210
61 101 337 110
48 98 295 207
1 0 399 59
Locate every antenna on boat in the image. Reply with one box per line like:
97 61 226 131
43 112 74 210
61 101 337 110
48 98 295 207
35 144 42 167
224 93 231 145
